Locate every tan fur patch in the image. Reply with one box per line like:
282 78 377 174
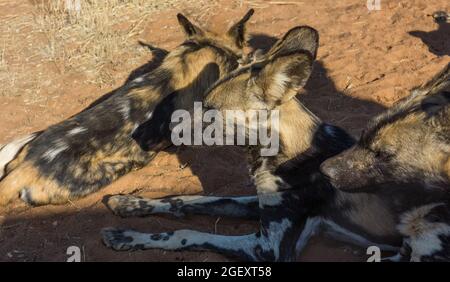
5 144 30 174
373 111 447 177
338 192 399 238
277 98 320 164
398 203 446 237
0 161 70 206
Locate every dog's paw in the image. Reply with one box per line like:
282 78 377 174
103 195 149 217
101 228 136 251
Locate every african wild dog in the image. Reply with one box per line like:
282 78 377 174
0 10 255 206
321 63 450 261
102 52 450 261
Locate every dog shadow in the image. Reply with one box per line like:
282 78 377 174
409 16 450 57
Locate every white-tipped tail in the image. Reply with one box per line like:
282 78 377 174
0 133 37 180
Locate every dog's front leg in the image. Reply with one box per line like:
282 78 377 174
101 228 279 261
101 191 303 262
104 194 259 219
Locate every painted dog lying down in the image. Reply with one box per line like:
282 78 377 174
0 10 254 206
102 26 450 261
321 63 450 261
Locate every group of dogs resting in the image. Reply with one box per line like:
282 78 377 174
0 9 449 262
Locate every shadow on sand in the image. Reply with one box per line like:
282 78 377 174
409 13 450 57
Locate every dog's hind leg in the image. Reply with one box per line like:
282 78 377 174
104 194 259 219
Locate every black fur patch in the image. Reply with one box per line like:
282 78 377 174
313 123 355 156
132 92 176 151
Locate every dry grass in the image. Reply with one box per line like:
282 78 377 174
0 0 218 100
31 0 183 86
240 0 302 9
0 41 6 71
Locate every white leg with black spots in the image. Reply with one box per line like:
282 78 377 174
105 194 259 219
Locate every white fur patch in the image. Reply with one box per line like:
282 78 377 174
267 218 293 259
270 72 290 97
132 76 144 84
67 126 87 136
324 124 336 137
398 203 450 261
253 159 290 195
409 230 449 261
0 133 37 180
257 192 283 207
295 217 322 254
43 140 69 162
145 111 153 120
131 123 143 137
119 100 131 120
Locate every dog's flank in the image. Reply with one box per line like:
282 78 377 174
0 10 255 207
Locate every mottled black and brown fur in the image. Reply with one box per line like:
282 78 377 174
321 62 450 261
0 10 255 206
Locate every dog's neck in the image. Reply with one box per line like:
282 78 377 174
247 98 355 192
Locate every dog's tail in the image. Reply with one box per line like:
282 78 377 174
413 62 450 97
0 132 39 181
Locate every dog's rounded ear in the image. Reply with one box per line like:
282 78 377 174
227 9 255 48
267 26 319 60
256 51 314 106
177 13 204 38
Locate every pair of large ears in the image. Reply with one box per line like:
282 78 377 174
177 9 255 48
253 26 319 106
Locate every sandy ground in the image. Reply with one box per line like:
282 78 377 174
0 0 449 262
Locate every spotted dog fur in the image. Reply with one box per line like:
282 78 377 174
103 26 450 261
104 194 259 219
0 10 255 206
